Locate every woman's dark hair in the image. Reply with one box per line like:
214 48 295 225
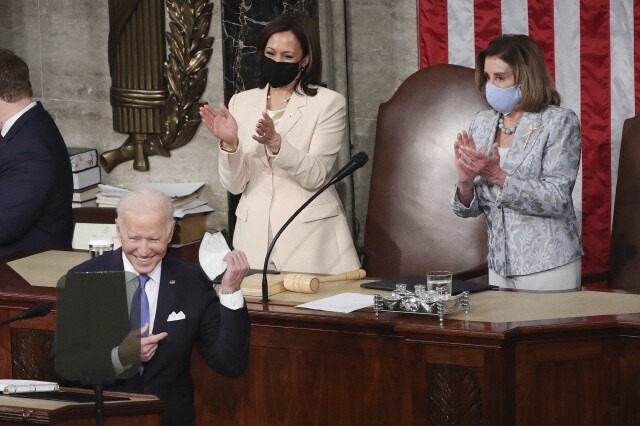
476 34 561 112
256 12 324 96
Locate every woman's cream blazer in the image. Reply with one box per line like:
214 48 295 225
219 85 360 274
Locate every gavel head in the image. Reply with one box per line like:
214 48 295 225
283 273 320 293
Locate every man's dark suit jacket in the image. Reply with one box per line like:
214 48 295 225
50 249 251 426
0 101 73 257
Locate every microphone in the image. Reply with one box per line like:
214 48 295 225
328 151 369 185
0 302 52 327
261 152 369 302
18 301 52 320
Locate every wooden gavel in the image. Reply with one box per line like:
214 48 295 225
283 269 366 293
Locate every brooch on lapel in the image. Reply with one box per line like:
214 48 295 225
523 125 538 149
169 280 176 285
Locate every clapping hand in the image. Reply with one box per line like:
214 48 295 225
200 104 239 150
253 111 282 154
454 131 480 185
455 131 506 188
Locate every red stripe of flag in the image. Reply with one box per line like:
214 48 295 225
474 0 502 58
528 0 555 80
580 0 611 275
418 0 449 68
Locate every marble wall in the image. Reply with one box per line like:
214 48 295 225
0 0 418 245
343 0 419 240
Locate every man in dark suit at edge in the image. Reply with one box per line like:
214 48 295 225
0 49 73 257
51 188 251 425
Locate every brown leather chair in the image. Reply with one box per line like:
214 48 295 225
362 64 489 279
583 113 640 290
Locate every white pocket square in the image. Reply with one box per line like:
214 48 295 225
167 311 185 322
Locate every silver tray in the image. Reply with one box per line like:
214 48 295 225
373 291 470 322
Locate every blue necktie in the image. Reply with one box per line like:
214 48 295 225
131 274 150 375
137 274 150 337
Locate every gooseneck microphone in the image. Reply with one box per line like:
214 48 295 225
261 152 369 302
0 301 52 327
328 151 369 185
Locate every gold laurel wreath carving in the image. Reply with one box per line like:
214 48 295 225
100 0 213 172
162 0 213 151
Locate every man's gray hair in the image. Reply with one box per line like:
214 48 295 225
116 188 174 230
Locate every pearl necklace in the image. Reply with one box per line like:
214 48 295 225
498 113 519 135
267 92 292 103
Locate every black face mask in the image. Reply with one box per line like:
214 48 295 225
261 55 301 88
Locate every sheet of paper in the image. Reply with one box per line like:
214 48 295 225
72 223 121 250
133 182 205 198
174 203 214 218
98 184 130 198
296 293 374 314
174 199 207 211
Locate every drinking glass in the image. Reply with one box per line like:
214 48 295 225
426 271 452 298
89 235 115 258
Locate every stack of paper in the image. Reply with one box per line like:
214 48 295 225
96 182 213 217
95 182 214 246
96 184 130 207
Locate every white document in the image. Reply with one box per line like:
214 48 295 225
174 198 207 211
72 223 121 250
133 182 205 198
0 380 59 394
98 184 130 198
296 293 374 314
174 203 214 218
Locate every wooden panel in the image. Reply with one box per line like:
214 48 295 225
11 328 53 380
2 253 640 425
405 339 511 425
515 339 616 426
193 323 403 425
426 364 483 426
619 336 640 426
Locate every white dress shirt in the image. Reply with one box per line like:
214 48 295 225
122 253 162 333
112 252 245 373
1 101 37 137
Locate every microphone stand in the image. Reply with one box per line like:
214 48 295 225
0 302 52 327
261 151 368 302
261 179 334 302
0 316 21 327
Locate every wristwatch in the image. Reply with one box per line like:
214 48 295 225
220 287 241 295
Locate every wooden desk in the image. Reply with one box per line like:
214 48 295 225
0 389 167 425
1 253 639 425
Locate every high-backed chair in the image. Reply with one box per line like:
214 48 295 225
583 113 640 291
362 64 489 279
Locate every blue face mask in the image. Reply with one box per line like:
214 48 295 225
485 82 522 115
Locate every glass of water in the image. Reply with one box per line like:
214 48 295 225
88 235 114 258
426 271 452 298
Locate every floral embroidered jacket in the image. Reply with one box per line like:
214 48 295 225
451 106 583 277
